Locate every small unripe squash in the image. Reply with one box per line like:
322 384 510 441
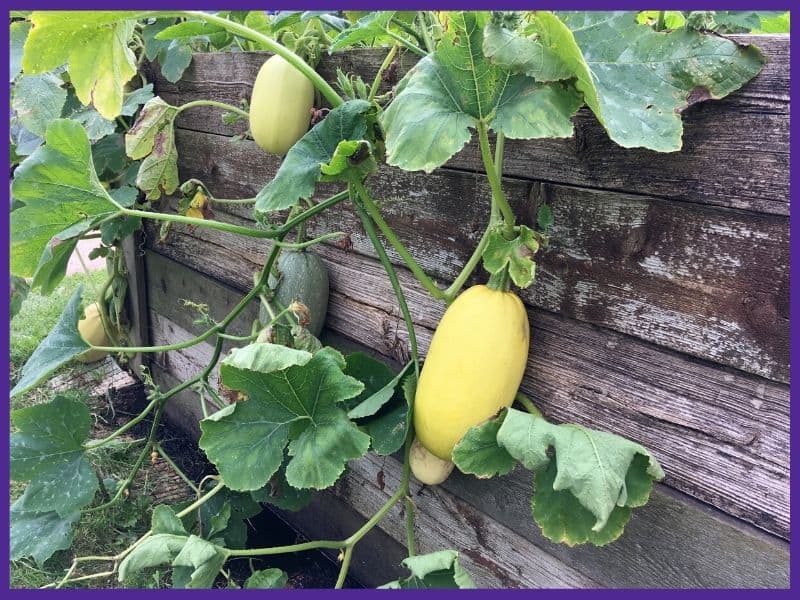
249 55 314 156
410 437 454 485
414 285 530 460
76 302 111 363
259 250 329 337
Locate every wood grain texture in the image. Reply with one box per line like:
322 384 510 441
148 35 789 215
121 232 151 377
165 127 789 382
143 247 789 540
143 300 789 588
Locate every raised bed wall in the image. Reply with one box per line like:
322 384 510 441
130 37 790 588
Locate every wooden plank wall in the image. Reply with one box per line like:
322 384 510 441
138 36 789 588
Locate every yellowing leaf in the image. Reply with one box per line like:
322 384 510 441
23 12 143 119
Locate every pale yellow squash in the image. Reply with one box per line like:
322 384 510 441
249 55 314 156
414 285 530 460
409 437 455 485
76 302 111 363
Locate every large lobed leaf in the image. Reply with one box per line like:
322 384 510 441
11 119 120 281
497 408 663 545
125 97 180 200
10 500 80 566
10 286 90 397
23 11 144 119
10 395 98 516
381 11 582 173
379 550 475 589
254 99 376 216
532 11 765 151
199 344 370 491
344 353 411 456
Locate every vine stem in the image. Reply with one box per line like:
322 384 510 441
515 392 542 418
174 11 343 108
351 181 419 375
178 99 249 119
352 181 446 304
154 444 200 494
91 193 348 355
83 404 165 513
477 121 515 233
381 27 426 57
369 44 399 102
84 397 158 449
273 231 345 250
52 480 226 589
117 189 348 240
335 547 354 589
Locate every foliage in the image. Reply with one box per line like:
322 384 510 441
8 8 770 589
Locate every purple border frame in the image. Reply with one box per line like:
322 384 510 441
2 1 795 596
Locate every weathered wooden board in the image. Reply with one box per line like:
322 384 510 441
138 34 792 587
148 34 789 215
143 294 789 588
143 248 789 540
168 129 790 381
121 232 151 377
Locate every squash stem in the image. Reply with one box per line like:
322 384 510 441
515 392 542 418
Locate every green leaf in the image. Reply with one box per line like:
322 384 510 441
536 204 554 232
381 11 583 173
23 11 142 118
533 459 633 546
11 395 98 515
10 119 118 278
120 84 156 117
10 21 32 82
329 11 395 52
250 462 312 512
197 487 261 549
152 504 189 535
143 20 193 83
12 73 67 137
60 88 116 141
171 535 226 589
254 99 374 215
344 353 411 456
483 18 572 81
200 344 368 491
344 353 410 419
497 408 663 538
535 11 765 151
10 500 80 566
482 225 541 288
92 133 128 178
636 11 687 30
118 534 189 583
100 189 141 246
755 11 790 34
154 21 228 43
11 286 90 396
29 219 91 295
712 11 761 31
245 568 288 589
319 140 377 179
125 97 179 200
452 414 515 478
380 550 475 589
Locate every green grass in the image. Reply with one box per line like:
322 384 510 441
10 271 162 589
